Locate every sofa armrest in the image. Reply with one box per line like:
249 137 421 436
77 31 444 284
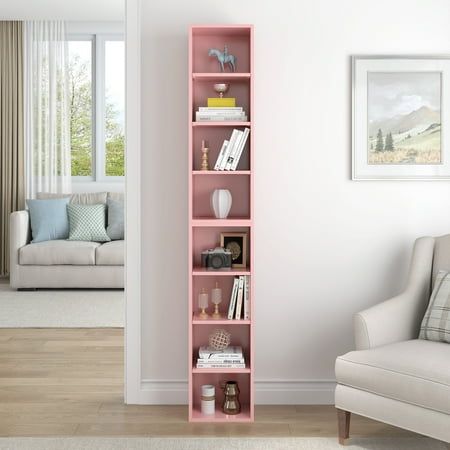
9 211 30 287
354 236 435 350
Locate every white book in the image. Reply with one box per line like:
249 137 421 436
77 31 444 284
243 275 250 320
214 140 229 171
199 346 243 359
197 358 245 364
196 112 246 118
196 110 245 116
225 130 244 170
227 277 240 319
196 363 246 369
196 115 248 122
199 107 243 111
235 276 245 320
220 130 240 170
231 128 250 171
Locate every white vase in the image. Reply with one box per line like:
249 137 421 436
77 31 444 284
211 189 232 219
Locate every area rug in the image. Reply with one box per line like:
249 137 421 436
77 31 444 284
0 283 124 327
0 437 446 450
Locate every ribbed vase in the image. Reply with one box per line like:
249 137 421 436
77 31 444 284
211 189 232 219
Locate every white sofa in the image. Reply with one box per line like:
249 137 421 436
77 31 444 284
335 236 450 444
10 192 124 289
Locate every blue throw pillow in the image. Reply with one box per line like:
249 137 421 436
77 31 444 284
27 198 70 243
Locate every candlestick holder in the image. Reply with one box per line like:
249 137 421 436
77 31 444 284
201 140 209 171
211 282 222 319
198 288 209 319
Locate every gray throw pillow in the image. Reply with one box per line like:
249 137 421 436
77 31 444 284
107 198 124 240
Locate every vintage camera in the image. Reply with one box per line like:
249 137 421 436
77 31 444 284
201 247 232 270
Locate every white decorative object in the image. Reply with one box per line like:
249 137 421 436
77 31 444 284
211 189 232 219
201 384 216 415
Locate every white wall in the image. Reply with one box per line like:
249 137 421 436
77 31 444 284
0 0 124 21
140 0 450 403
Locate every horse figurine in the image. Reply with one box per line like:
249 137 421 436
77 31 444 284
208 46 236 72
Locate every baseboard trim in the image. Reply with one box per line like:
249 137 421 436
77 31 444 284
138 379 335 405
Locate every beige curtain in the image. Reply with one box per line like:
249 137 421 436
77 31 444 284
0 21 24 277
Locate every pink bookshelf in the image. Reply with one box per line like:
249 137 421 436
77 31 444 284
188 25 254 423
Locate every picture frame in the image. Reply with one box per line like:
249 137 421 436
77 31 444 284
352 55 450 180
220 232 247 268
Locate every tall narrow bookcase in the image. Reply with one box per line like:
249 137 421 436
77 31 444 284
188 25 254 423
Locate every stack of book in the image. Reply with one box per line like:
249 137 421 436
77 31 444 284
227 275 250 320
214 128 250 171
195 107 248 122
196 346 245 369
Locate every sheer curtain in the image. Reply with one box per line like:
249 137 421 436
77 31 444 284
24 21 71 198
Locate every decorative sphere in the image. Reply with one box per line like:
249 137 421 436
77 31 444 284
208 329 231 350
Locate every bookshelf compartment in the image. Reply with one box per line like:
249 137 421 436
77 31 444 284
192 175 250 219
192 324 250 362
192 227 251 269
192 126 250 171
192 275 251 322
192 79 251 122
192 29 251 74
191 372 251 422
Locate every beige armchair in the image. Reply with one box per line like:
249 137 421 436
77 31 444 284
335 236 450 444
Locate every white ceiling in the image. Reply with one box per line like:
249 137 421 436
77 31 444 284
0 0 124 21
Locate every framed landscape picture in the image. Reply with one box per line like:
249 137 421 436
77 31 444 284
352 56 450 180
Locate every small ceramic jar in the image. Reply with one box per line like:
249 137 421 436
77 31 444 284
201 384 215 415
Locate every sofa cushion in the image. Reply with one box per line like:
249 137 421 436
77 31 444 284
336 339 450 415
26 198 70 243
37 192 107 205
96 240 124 265
107 192 124 203
19 240 100 265
67 204 110 242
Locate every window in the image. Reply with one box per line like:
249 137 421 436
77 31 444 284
68 35 125 180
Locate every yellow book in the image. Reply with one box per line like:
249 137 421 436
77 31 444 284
207 97 236 107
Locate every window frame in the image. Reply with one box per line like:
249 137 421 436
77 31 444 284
68 32 125 182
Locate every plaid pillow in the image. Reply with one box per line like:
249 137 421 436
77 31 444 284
419 270 450 343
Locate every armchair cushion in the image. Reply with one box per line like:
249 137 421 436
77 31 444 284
419 270 450 343
335 339 450 415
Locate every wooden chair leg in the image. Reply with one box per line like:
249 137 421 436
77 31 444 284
337 408 351 445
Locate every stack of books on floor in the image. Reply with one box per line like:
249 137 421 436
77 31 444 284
227 275 250 320
195 107 248 122
214 128 250 171
196 346 245 369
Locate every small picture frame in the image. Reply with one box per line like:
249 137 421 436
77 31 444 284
220 232 247 268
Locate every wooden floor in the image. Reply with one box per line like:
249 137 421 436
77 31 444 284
0 328 419 438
